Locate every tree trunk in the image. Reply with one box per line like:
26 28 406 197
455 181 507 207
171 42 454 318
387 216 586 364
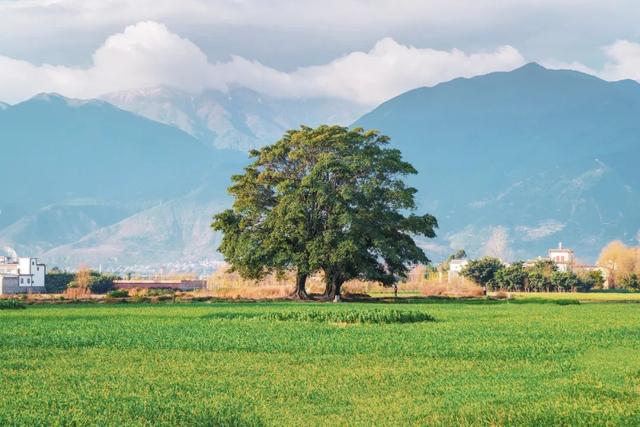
334 280 344 300
323 276 343 300
323 280 335 299
291 272 309 299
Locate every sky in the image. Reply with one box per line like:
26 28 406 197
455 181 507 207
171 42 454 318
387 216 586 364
1 0 640 105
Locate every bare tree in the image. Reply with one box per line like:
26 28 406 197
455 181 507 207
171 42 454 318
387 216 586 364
482 226 512 261
597 241 639 286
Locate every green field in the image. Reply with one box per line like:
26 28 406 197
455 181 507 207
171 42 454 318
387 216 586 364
1 298 640 426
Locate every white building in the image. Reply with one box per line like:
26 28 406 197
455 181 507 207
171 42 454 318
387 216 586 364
448 259 469 282
0 256 46 294
548 242 574 272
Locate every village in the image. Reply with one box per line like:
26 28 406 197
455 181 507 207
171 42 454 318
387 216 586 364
0 242 621 296
448 242 611 286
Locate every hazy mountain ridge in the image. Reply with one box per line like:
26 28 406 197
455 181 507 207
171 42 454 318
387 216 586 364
355 63 640 260
3 64 640 270
0 93 246 271
41 185 229 273
102 86 366 151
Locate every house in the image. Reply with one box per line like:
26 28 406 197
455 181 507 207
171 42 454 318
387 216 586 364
0 256 46 294
448 259 469 282
113 279 206 291
548 242 574 272
526 242 611 288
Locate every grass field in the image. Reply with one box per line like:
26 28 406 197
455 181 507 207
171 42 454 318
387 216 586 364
1 298 640 426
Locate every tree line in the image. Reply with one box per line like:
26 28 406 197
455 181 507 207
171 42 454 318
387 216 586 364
460 257 608 292
45 267 119 294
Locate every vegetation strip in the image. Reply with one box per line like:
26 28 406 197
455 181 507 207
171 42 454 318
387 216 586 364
201 308 436 324
0 300 25 310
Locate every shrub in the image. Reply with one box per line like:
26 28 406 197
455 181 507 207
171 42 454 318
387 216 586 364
619 273 640 291
106 290 129 298
146 289 175 297
45 269 75 293
64 285 91 299
90 274 118 294
554 299 581 305
0 299 26 310
491 291 511 300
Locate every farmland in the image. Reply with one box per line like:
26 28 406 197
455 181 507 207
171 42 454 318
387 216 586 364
1 298 640 426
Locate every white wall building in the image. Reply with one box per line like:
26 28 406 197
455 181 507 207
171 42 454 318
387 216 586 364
548 242 574 272
0 256 46 294
448 259 469 282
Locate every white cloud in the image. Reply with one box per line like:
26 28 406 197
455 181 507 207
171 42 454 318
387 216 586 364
288 39 524 105
600 40 640 81
0 21 525 105
544 40 640 83
516 220 566 241
5 19 640 107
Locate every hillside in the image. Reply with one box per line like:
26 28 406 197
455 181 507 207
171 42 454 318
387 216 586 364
0 94 245 269
355 63 640 260
102 87 365 151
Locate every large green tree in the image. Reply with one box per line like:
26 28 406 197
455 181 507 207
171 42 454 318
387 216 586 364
493 261 527 291
460 257 503 291
526 259 558 292
212 125 437 299
578 270 604 291
550 271 580 292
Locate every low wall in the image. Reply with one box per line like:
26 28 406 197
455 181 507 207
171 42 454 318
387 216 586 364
113 280 206 291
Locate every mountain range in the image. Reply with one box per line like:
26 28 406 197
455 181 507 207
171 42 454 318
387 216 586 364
0 93 245 272
102 86 365 151
356 63 640 261
1 64 639 271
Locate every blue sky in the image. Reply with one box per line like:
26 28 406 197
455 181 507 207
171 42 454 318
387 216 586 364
1 0 640 104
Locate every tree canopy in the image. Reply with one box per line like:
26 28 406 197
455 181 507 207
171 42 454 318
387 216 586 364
460 257 503 290
212 125 438 299
597 240 640 286
493 261 527 291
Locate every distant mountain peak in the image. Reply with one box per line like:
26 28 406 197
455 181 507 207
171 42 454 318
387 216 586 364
27 92 108 108
31 92 70 102
515 62 547 72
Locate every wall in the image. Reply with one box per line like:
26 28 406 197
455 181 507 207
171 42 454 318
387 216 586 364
33 263 45 287
0 276 20 294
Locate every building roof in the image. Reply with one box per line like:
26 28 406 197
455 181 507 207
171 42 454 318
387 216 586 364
548 248 573 253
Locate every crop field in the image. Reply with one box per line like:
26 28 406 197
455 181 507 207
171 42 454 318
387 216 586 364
1 298 640 426
510 291 640 302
